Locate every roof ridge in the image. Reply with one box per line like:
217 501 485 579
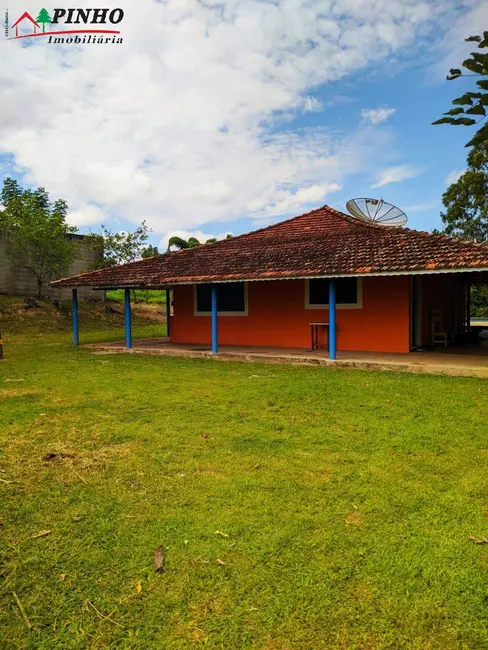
167 205 335 256
399 225 488 248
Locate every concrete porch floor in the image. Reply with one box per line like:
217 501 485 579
84 338 488 379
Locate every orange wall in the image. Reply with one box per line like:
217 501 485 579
170 276 411 353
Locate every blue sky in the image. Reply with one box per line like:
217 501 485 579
1 0 486 250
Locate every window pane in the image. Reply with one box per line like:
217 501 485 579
308 278 358 305
217 282 245 311
309 279 329 305
196 284 212 312
196 282 245 312
336 278 357 304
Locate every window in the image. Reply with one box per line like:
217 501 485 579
305 278 362 309
194 282 248 315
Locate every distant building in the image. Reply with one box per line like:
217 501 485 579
0 232 104 301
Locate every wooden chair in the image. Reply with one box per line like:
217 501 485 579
431 309 450 347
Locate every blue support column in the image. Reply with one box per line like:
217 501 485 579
211 285 218 354
166 289 171 338
72 288 79 346
329 279 336 360
124 288 132 349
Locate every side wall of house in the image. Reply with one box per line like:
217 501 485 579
170 276 411 353
0 232 104 301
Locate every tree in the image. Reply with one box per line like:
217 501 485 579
0 178 77 298
89 221 152 268
141 245 159 258
167 235 226 251
36 8 52 33
439 142 488 242
433 32 488 148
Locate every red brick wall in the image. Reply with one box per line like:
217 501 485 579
170 276 411 353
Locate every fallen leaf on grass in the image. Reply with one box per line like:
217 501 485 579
469 536 488 544
32 530 52 539
136 581 142 593
216 558 226 566
154 545 165 573
214 531 229 538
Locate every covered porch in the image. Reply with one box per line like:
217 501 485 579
84 337 488 379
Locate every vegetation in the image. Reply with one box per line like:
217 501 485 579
105 289 167 305
167 234 232 251
168 235 216 250
471 284 488 317
0 295 166 337
1 317 488 648
433 32 488 148
440 143 488 242
0 179 76 299
88 222 158 269
437 142 488 317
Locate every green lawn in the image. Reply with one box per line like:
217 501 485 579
1 326 488 649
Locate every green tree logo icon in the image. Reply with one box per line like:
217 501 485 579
36 8 52 33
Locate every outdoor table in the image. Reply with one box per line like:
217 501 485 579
310 322 329 351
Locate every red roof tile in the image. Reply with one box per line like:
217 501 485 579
52 205 488 288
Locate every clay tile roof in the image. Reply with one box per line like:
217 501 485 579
51 205 488 289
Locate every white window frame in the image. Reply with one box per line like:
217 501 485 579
305 278 363 310
194 282 249 316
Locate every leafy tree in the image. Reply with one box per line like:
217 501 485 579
433 32 488 147
88 222 157 303
141 245 159 258
89 221 152 268
471 284 488 318
36 8 52 33
439 142 488 242
167 235 227 251
0 178 76 298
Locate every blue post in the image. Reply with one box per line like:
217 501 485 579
329 279 336 360
72 288 79 346
166 289 171 338
124 288 132 349
211 285 218 353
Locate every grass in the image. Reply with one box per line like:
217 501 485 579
105 289 167 305
1 319 488 648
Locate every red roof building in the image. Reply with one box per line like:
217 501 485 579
52 205 488 356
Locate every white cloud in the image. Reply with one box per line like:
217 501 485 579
445 169 464 186
0 0 467 235
372 164 425 188
361 107 396 125
67 204 106 227
403 201 439 213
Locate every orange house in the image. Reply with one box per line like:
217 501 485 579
52 205 488 357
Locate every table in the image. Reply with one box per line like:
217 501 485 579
310 322 329 351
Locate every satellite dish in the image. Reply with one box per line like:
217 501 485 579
346 198 407 227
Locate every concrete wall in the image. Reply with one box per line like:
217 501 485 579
170 276 411 353
0 232 104 301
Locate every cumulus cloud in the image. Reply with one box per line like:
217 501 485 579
361 107 396 125
0 0 465 234
372 164 425 188
445 169 464 186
